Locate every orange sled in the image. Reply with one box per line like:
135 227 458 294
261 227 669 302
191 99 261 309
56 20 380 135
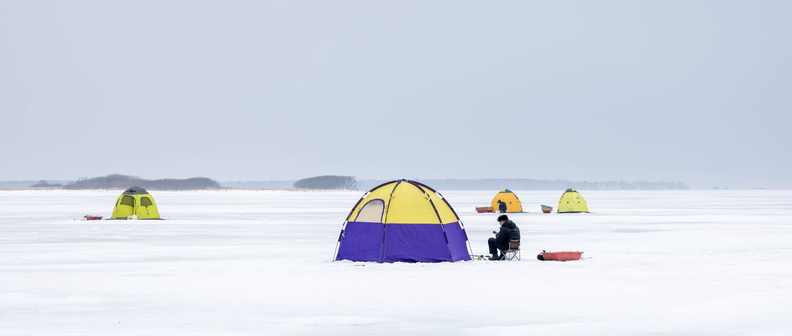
538 251 583 261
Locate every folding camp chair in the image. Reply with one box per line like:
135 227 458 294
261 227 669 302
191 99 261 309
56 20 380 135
502 239 521 261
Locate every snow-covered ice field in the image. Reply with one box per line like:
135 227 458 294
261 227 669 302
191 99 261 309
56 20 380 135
1 189 791 335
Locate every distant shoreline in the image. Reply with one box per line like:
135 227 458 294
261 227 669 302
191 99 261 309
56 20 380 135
0 187 291 191
0 187 779 191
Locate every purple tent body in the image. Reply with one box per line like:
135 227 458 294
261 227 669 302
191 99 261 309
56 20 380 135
334 180 472 263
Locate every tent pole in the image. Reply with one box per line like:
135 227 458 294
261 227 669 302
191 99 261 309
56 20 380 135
378 181 402 263
332 221 348 262
465 227 474 258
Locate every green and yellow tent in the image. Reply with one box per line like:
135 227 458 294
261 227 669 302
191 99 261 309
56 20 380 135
557 188 589 213
111 186 161 219
490 189 524 213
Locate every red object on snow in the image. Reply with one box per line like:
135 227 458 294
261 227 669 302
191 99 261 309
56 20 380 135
84 215 103 220
476 207 494 213
539 251 583 261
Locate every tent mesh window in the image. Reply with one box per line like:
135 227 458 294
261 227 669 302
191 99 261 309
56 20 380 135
120 195 135 207
140 197 153 206
355 199 385 223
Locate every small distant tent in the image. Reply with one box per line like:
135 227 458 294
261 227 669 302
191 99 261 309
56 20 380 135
557 188 589 213
490 189 524 213
111 186 161 219
334 179 472 263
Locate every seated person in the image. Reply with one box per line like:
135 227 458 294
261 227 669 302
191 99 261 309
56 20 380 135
488 215 520 260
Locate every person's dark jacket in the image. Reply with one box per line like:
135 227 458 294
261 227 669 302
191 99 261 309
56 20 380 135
495 220 520 245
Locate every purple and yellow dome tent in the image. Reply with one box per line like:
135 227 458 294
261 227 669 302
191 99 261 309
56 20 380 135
334 179 472 263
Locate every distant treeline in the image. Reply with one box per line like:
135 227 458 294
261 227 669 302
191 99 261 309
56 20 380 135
0 180 73 188
64 174 221 190
221 180 295 189
30 180 64 187
220 178 689 190
294 175 357 190
356 179 689 191
1 176 689 191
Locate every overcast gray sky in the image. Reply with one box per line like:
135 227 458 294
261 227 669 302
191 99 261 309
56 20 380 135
2 1 790 189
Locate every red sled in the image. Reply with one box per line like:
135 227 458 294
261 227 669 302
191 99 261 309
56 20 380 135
475 207 494 213
538 251 583 261
84 215 103 220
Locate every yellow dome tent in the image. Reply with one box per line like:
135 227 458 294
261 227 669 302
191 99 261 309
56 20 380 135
111 186 161 219
490 189 524 213
557 188 589 213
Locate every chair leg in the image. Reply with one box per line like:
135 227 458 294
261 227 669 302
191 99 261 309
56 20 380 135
502 250 520 261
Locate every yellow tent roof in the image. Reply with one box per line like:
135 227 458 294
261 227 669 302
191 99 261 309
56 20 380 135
346 180 460 224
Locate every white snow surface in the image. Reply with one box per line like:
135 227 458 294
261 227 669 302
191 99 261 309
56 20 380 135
1 189 791 335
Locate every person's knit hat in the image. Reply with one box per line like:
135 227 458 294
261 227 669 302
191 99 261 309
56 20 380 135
497 215 508 222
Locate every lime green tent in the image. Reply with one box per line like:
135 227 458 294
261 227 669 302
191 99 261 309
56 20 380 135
557 188 589 213
111 186 161 219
